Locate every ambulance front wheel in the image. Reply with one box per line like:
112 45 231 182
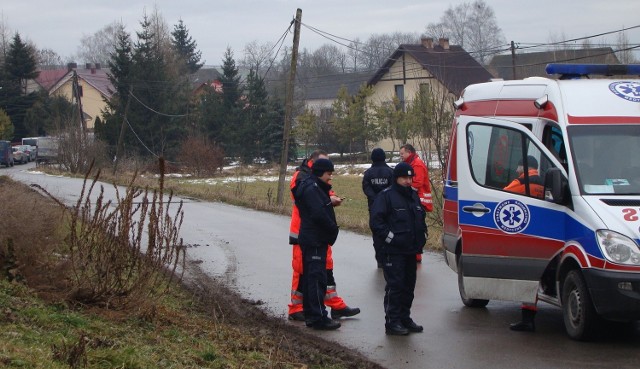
562 270 598 341
458 256 489 308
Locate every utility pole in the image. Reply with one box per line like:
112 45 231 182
112 86 133 175
276 8 302 205
72 71 86 133
511 41 517 80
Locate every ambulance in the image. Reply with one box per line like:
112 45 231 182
442 64 640 340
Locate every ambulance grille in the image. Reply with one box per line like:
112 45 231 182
600 199 640 206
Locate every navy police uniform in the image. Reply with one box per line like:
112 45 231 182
295 159 340 329
369 162 427 335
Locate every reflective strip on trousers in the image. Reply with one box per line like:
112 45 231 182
290 290 303 305
324 285 338 300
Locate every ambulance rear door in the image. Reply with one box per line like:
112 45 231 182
456 115 569 303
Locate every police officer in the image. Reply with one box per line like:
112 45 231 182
370 162 427 335
295 158 341 330
362 148 394 267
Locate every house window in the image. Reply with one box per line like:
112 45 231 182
394 84 405 111
319 108 333 121
78 85 83 97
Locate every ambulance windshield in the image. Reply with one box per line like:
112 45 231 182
569 125 640 195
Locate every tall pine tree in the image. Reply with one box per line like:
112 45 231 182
171 19 203 74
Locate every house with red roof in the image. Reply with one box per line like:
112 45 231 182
32 63 113 131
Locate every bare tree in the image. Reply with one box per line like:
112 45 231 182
425 0 505 65
148 5 173 58
77 21 122 65
0 13 10 62
241 40 274 75
358 32 420 71
36 48 63 68
616 30 638 64
347 38 361 72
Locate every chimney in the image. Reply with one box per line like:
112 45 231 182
67 62 77 71
95 63 101 70
85 63 93 70
421 37 434 49
439 38 450 50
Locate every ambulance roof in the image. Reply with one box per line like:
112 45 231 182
461 77 640 124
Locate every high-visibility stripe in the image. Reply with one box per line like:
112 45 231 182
324 291 338 300
290 290 303 304
290 232 298 239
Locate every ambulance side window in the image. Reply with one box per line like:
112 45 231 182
542 125 567 171
467 123 557 198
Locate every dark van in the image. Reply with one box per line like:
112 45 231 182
0 140 14 167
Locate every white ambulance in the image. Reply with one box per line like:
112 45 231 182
443 64 640 340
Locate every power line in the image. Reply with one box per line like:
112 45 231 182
128 90 187 117
517 24 640 51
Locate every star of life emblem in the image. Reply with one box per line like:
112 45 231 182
494 199 530 234
609 81 640 103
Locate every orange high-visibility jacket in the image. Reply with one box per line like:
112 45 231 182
405 153 433 212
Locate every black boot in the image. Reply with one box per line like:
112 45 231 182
510 309 536 332
385 322 409 336
331 306 361 319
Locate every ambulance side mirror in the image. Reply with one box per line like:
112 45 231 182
544 168 568 205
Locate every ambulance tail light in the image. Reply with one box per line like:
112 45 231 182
596 230 640 266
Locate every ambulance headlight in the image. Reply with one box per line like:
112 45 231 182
596 230 640 265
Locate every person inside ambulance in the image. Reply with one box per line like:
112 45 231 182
503 155 544 199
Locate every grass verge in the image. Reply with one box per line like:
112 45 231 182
1 176 382 368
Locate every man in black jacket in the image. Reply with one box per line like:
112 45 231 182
295 158 341 330
370 162 427 335
362 148 394 267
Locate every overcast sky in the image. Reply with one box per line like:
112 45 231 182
2 0 639 67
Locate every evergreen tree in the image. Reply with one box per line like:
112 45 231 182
129 14 186 158
0 33 40 140
220 47 243 109
5 33 39 95
218 48 245 158
171 19 203 74
100 25 133 151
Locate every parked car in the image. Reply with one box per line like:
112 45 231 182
12 146 29 164
16 145 36 162
0 140 14 167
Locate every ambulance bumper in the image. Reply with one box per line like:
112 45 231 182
582 269 640 321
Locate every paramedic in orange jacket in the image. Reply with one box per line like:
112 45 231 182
503 155 544 332
288 150 360 321
399 144 433 262
503 155 544 199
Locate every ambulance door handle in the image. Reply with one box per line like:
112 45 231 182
462 204 491 214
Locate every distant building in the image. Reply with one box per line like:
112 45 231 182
367 37 493 151
32 63 113 131
301 71 374 119
488 47 621 80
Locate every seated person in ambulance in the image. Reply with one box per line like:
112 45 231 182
503 155 544 199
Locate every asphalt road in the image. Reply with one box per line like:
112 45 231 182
7 164 640 369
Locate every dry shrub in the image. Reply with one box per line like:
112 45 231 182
34 158 186 308
58 126 110 174
177 135 225 177
0 176 66 287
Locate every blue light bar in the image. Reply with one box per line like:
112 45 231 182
546 64 640 78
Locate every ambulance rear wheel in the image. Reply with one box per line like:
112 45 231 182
562 270 598 341
458 256 489 308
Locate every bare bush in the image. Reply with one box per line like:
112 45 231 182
177 135 225 177
57 126 110 174
34 158 186 308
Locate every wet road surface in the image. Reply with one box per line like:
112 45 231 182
8 168 640 369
